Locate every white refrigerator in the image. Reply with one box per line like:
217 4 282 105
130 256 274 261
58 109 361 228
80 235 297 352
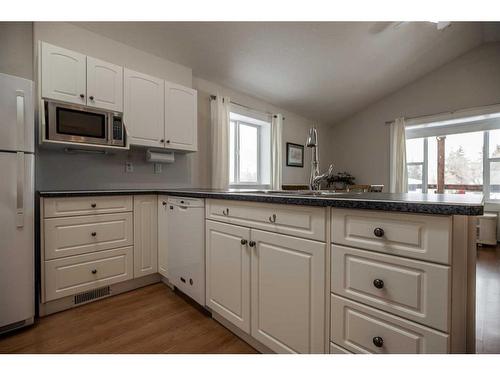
0 73 35 334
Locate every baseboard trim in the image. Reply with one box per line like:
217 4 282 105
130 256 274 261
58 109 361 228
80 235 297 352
39 274 161 317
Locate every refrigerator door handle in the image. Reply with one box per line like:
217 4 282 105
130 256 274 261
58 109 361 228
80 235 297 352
16 152 25 228
16 90 25 151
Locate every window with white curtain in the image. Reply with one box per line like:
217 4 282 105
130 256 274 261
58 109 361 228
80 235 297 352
229 108 271 188
405 111 500 201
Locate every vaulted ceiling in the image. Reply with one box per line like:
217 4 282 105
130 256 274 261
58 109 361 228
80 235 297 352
75 22 500 125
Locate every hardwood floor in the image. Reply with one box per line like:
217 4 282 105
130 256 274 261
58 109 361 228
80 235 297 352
477 244 500 353
0 283 257 354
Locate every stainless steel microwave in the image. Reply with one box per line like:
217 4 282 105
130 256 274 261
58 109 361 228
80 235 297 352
44 100 126 147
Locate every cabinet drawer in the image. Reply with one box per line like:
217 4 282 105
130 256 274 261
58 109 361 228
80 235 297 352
331 245 450 331
43 196 133 218
331 295 449 354
330 342 352 354
331 209 451 264
206 199 326 241
44 246 133 302
44 213 133 260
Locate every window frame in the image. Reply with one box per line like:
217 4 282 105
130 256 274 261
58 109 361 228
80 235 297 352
228 110 271 189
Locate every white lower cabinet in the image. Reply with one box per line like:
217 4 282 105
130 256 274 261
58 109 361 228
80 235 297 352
251 229 326 353
133 195 158 278
157 195 169 278
205 219 326 353
206 220 251 333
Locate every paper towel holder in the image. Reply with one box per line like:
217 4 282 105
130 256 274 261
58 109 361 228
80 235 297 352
146 149 175 164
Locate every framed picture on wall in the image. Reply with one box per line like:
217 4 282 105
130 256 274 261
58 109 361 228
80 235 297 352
286 142 304 167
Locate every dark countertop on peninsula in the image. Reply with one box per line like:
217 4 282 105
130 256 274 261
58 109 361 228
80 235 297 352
38 189 484 216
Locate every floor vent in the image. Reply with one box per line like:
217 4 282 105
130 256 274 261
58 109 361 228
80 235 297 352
74 286 111 305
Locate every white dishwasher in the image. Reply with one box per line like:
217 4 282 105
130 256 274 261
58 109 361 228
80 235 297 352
166 196 206 306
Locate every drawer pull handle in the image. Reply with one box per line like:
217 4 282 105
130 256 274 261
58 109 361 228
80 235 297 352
372 336 384 348
373 227 385 237
91 269 97 274
222 208 229 216
241 239 248 245
269 214 277 223
91 232 97 237
91 203 97 208
373 279 384 289
162 201 167 206
249 240 256 248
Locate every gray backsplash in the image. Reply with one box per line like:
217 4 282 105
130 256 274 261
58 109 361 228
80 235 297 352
35 146 209 191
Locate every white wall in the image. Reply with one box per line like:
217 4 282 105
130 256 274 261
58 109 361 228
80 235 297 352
325 42 500 190
22 22 320 190
0 22 33 80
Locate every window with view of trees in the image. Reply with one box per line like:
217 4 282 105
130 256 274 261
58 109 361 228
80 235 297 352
405 114 500 200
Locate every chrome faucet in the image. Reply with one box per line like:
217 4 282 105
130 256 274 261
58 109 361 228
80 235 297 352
306 127 334 190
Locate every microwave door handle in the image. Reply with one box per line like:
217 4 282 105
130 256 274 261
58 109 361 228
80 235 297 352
16 90 25 150
16 152 25 228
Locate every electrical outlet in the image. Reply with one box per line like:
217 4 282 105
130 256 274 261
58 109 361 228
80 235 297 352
154 163 162 174
125 161 133 173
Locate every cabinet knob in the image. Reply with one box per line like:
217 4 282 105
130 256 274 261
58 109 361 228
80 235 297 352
373 227 385 237
222 208 229 216
80 94 85 99
248 241 256 247
241 239 248 245
373 279 384 289
91 269 97 274
162 201 167 205
166 140 170 143
269 214 277 223
160 139 165 143
89 95 94 101
372 336 384 348
91 232 97 237
91 203 97 208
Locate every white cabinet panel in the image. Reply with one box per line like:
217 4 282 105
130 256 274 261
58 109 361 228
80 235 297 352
86 57 123 112
164 82 197 151
133 195 158 278
157 195 168 278
44 246 133 301
124 69 164 147
43 196 132 218
41 42 86 105
331 295 449 354
251 229 326 353
44 212 133 260
206 220 251 333
331 245 450 331
331 209 452 264
330 342 352 354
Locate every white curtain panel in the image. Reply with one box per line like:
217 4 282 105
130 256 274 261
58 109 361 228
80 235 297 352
389 117 408 193
210 95 231 189
271 114 284 190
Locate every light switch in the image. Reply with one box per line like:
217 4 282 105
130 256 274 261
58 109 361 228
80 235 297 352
125 161 133 173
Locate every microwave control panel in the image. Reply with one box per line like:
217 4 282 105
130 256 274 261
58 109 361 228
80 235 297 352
112 116 123 141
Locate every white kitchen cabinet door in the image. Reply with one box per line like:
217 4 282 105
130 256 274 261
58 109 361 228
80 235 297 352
157 195 169 278
164 82 197 151
206 220 251 333
250 229 326 353
41 42 86 105
86 57 123 112
133 195 158 278
124 69 164 147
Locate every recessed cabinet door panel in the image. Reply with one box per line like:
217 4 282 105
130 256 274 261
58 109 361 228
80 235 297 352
87 57 123 112
331 295 449 354
124 69 164 147
157 195 169 278
206 220 251 333
251 229 326 353
133 195 158 278
41 42 86 105
331 245 450 331
164 82 197 151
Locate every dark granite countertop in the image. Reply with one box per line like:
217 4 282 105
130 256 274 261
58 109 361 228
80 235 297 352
37 189 484 216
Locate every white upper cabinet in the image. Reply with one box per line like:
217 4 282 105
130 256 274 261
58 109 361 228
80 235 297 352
41 42 86 105
124 68 165 148
164 82 197 151
86 57 123 112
